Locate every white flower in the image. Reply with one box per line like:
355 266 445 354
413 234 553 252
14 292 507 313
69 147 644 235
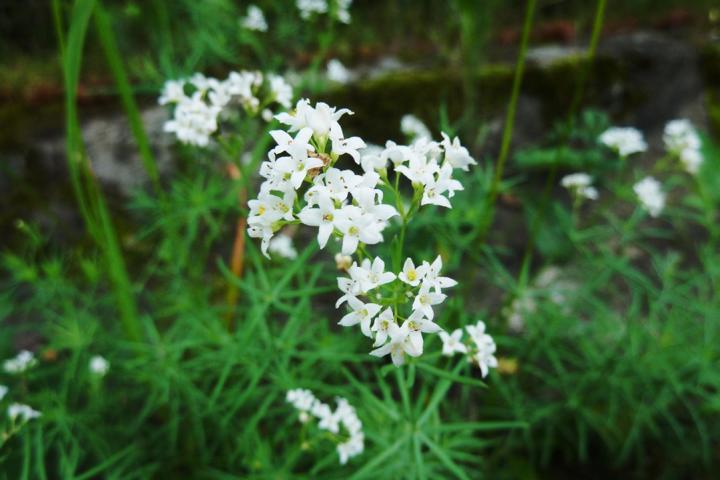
679 147 702 175
163 92 221 147
268 234 298 259
400 114 432 141
438 329 467 356
336 0 353 24
370 308 395 346
440 133 477 171
398 258 426 287
268 74 293 109
351 257 396 292
286 388 317 422
331 133 366 164
335 253 352 271
664 119 701 153
633 176 665 217
465 321 498 377
0 385 7 401
599 127 647 157
241 5 268 32
664 119 703 174
396 152 439 186
370 321 421 366
296 0 328 19
421 164 463 208
158 79 186 105
327 59 353 84
422 256 457 292
561 172 599 200
339 296 381 337
334 206 383 255
7 403 41 422
299 194 339 249
3 350 37 374
465 320 489 342
89 355 110 377
276 99 352 141
412 284 447 320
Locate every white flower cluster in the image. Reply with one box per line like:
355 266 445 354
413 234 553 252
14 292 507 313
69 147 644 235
268 234 298 259
89 355 110 377
297 0 352 23
335 256 460 366
326 59 354 84
561 172 598 200
8 403 41 423
3 350 37 374
664 119 703 174
247 99 476 257
439 320 498 378
160 71 293 146
240 5 268 32
599 127 647 157
633 176 665 217
286 389 364 465
400 114 432 142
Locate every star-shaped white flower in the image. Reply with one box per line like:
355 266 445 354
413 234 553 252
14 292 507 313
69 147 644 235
438 329 467 356
339 296 381 337
398 258 426 287
412 284 446 320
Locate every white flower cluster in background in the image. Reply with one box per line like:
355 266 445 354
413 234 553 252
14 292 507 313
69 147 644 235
439 321 498 377
8 403 41 423
297 0 352 23
3 350 37 374
561 172 598 200
240 5 268 32
268 234 298 259
89 355 110 377
336 256 464 366
286 389 364 465
633 176 665 217
326 59 354 84
400 114 432 142
599 127 647 157
663 119 704 174
159 71 293 146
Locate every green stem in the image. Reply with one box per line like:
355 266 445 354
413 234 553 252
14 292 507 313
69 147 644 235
475 0 537 244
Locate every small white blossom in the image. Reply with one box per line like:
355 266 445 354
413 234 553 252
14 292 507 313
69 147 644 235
440 133 477 171
296 0 328 19
7 403 41 422
327 59 353 84
400 114 432 141
89 355 110 377
465 321 498 377
399 258 426 287
561 172 599 200
268 234 298 259
599 127 647 157
241 5 268 32
158 79 186 105
370 321 421 366
339 296 381 337
633 176 665 217
664 119 703 174
438 329 467 356
412 284 447 320
422 256 458 292
3 350 37 374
